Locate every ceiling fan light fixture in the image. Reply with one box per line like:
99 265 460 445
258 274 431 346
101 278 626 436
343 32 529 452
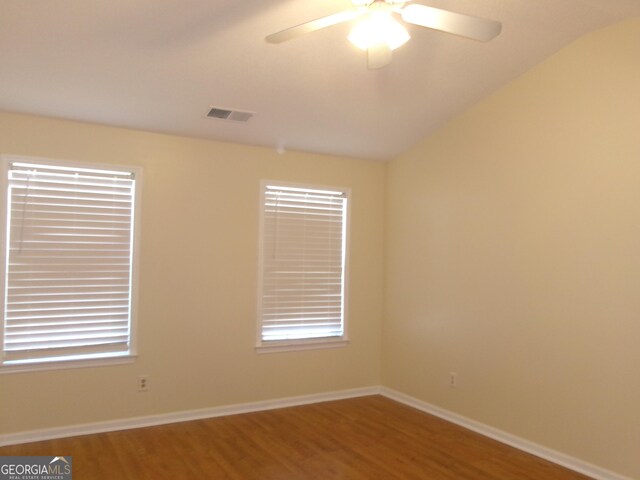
266 0 502 69
347 10 410 51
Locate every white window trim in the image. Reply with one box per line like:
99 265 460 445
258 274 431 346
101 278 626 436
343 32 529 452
0 353 137 374
255 180 350 354
0 155 142 374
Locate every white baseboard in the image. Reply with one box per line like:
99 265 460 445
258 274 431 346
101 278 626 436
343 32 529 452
0 386 381 447
1 385 631 480
380 387 632 480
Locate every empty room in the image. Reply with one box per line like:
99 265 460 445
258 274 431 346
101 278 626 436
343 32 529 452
0 1 638 479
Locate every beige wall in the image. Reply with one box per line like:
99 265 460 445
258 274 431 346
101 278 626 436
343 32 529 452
384 17 640 478
2 15 639 480
0 111 385 433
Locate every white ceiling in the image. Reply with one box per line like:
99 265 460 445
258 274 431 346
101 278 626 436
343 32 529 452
1 1 639 161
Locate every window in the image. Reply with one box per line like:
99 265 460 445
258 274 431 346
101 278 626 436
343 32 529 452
0 156 141 371
257 182 349 352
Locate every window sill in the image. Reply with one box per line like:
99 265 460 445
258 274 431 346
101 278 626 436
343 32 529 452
0 354 137 375
255 339 349 354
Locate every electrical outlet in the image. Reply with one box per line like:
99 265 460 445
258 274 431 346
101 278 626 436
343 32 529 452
449 372 457 388
138 375 149 392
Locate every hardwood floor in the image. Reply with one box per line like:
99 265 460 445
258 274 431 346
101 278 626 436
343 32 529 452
0 395 592 479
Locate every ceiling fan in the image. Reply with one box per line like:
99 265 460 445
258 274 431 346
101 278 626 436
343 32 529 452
266 0 502 69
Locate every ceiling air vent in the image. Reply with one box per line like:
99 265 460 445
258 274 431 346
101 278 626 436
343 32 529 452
206 106 254 122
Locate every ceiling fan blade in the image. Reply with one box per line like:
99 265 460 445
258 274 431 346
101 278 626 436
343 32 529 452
367 43 392 70
266 10 364 44
401 4 501 42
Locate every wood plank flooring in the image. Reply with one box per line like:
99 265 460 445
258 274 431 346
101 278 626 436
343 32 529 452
0 395 592 479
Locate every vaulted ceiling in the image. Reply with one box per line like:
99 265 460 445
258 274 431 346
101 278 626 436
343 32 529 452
1 0 639 160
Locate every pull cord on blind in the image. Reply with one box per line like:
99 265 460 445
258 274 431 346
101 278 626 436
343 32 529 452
260 185 347 342
3 162 136 364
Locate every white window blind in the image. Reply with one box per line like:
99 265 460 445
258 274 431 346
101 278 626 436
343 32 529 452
259 184 347 343
2 160 137 365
